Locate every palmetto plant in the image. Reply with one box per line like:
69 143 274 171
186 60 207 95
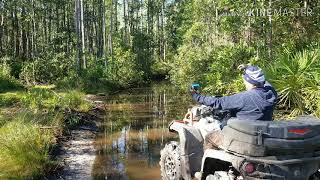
266 48 320 117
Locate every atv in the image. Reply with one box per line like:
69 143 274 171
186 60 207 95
159 105 320 180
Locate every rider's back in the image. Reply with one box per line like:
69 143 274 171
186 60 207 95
192 82 277 121
235 82 277 121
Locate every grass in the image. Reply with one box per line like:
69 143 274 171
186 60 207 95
0 92 23 108
0 85 94 178
56 71 114 94
0 76 24 93
21 87 92 112
60 90 92 112
0 120 55 178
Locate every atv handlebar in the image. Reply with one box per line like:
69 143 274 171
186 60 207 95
183 111 193 125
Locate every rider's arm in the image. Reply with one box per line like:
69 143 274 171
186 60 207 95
192 92 245 111
264 81 278 101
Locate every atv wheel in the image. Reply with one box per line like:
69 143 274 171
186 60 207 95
160 141 182 180
310 170 320 180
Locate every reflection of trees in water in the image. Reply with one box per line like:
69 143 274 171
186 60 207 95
92 83 190 180
93 126 177 179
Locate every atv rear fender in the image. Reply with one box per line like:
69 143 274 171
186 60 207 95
169 121 204 180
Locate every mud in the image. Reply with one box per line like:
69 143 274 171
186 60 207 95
60 129 96 180
54 96 106 180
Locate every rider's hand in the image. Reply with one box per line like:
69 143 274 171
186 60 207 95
190 85 200 95
238 64 248 72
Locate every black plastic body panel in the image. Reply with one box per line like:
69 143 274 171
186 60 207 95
222 116 320 156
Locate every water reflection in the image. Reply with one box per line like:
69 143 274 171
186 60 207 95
92 83 191 180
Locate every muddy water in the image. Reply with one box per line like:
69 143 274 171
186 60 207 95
92 83 191 180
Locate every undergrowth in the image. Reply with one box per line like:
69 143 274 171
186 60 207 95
0 120 55 178
0 86 94 178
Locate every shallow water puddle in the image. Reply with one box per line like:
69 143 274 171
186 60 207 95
91 84 191 180
61 129 96 180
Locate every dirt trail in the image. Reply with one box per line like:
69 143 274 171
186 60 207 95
60 129 96 180
57 95 106 180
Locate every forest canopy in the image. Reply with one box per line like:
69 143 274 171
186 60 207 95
0 0 319 116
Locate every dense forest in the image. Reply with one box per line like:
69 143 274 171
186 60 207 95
0 0 320 114
0 0 320 178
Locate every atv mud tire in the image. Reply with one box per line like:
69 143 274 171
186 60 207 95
160 141 182 180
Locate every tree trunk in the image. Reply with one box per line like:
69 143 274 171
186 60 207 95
43 0 48 52
161 1 165 61
48 6 52 48
123 0 127 44
114 0 118 32
0 3 3 55
80 0 86 69
21 7 28 59
55 2 59 34
14 9 20 57
109 0 114 66
75 0 86 71
268 0 273 60
67 3 72 54
102 0 107 67
11 11 15 56
31 0 36 58
75 0 81 71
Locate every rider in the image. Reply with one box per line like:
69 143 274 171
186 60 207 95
190 65 278 149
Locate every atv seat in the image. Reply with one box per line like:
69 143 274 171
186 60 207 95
219 116 320 156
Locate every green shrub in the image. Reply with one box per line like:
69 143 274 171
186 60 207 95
61 91 92 112
21 87 92 113
20 53 74 85
105 45 144 88
170 42 252 95
0 92 24 110
56 63 113 94
0 76 24 93
0 57 11 78
56 70 80 90
0 57 24 93
316 99 320 118
21 88 59 112
0 120 54 178
151 60 171 79
266 48 320 117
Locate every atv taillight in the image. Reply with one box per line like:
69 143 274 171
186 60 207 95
243 162 255 174
288 128 311 135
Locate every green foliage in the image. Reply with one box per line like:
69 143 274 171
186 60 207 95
0 92 22 108
21 87 92 112
316 99 320 118
64 113 82 128
61 91 92 112
0 57 12 78
0 77 24 93
0 120 54 178
165 0 194 54
171 40 252 95
266 48 320 117
21 88 60 112
105 45 144 88
203 45 252 95
56 70 80 90
151 60 171 79
0 57 24 93
20 53 74 85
